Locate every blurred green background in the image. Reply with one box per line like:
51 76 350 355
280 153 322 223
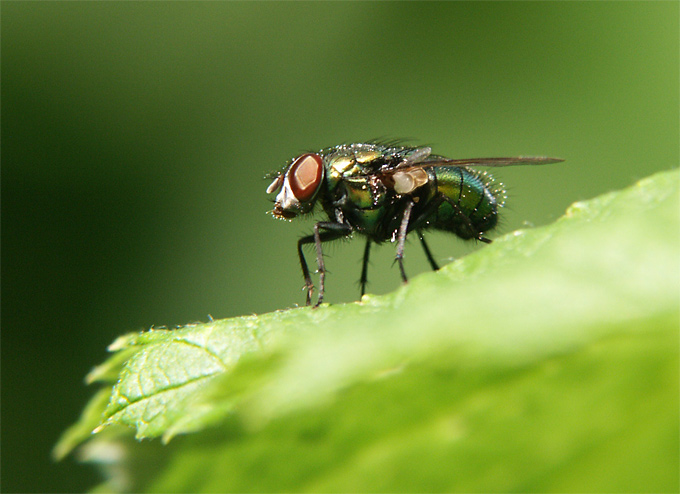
2 2 677 492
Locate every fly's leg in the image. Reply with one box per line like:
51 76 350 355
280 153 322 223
359 238 371 297
395 199 415 284
408 195 490 272
418 232 440 271
314 222 353 306
297 222 352 307
440 196 492 243
296 237 315 306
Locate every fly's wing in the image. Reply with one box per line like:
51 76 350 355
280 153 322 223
444 156 564 167
395 146 432 168
385 155 564 175
409 156 565 169
383 156 563 194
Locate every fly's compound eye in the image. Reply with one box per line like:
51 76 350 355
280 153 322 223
288 153 323 202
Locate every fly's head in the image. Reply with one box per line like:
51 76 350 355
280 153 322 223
266 153 324 220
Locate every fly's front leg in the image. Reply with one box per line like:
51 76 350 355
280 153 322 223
312 223 327 306
297 236 315 306
298 222 352 307
395 199 415 284
313 222 353 306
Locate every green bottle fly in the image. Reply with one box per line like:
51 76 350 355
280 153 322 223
266 142 562 306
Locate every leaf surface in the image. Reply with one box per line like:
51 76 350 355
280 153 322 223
56 169 680 492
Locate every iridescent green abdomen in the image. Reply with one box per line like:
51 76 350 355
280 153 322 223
431 166 503 239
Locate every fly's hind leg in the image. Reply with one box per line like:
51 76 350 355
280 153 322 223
406 195 490 279
359 238 371 297
440 196 492 244
418 232 440 271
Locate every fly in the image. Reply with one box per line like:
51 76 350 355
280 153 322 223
266 142 563 306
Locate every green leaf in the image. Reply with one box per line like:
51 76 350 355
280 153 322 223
56 169 679 492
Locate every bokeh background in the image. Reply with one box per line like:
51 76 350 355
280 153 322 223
3 2 677 492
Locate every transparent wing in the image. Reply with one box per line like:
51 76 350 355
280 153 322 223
413 156 565 169
381 156 563 181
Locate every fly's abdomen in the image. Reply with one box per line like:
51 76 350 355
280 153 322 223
432 166 504 239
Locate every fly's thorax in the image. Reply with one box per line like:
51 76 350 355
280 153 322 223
327 174 390 235
324 144 383 190
267 153 324 219
341 176 387 209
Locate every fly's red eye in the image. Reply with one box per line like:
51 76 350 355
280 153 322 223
289 153 323 202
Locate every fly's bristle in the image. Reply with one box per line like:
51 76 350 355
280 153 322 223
469 169 507 207
270 204 296 221
493 181 507 207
